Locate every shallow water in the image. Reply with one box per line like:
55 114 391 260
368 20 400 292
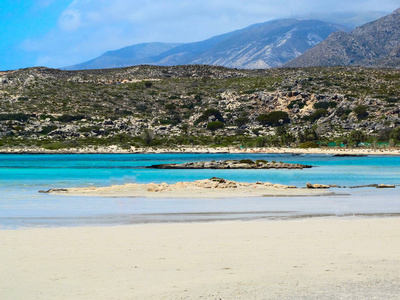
1 153 399 228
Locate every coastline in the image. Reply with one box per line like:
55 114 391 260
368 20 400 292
1 145 400 155
2 217 400 299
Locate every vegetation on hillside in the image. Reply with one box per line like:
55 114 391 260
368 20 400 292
0 65 399 150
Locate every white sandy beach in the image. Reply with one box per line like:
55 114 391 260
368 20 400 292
1 145 400 155
1 217 400 299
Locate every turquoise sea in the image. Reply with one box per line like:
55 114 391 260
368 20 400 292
1 153 400 228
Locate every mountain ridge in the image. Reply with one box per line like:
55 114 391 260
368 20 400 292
284 8 400 68
66 42 181 70
66 19 346 70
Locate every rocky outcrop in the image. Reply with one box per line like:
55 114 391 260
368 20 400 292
376 184 396 189
145 178 298 191
306 183 330 189
148 160 312 170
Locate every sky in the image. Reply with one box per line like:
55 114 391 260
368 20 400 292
1 0 399 71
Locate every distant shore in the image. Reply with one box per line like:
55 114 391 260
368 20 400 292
1 146 400 155
2 217 400 299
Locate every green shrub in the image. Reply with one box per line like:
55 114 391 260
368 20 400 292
206 121 224 131
144 81 153 88
0 113 30 122
349 130 366 147
353 105 368 120
256 111 289 126
56 114 86 122
389 127 400 141
196 109 224 124
159 118 180 126
255 136 267 147
287 100 305 109
305 109 327 122
234 117 249 127
255 159 268 164
40 126 57 134
40 115 56 121
239 159 255 164
41 140 80 150
299 141 319 148
165 103 176 110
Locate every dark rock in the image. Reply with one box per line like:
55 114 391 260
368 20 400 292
349 184 378 188
39 188 69 193
376 184 396 188
306 183 330 189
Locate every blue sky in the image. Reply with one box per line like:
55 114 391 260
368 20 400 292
1 0 399 70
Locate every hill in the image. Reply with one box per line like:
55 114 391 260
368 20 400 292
1 65 399 150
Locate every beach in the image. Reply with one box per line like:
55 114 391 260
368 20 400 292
1 152 400 298
1 145 400 156
1 217 400 299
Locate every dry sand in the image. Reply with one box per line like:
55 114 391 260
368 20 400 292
2 145 400 155
2 217 400 299
45 179 331 198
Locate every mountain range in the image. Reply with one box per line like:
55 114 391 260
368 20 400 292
66 8 400 70
285 8 400 68
66 19 346 70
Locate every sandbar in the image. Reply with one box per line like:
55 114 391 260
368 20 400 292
1 217 400 299
42 179 331 198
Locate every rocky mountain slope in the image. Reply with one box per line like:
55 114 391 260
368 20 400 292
66 19 346 70
1 65 399 150
285 8 400 68
66 43 181 70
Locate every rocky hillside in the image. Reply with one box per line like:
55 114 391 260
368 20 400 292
285 8 400 68
0 65 399 150
66 19 346 70
67 43 181 70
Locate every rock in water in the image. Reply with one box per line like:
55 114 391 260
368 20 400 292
376 184 396 188
306 183 330 189
147 160 312 170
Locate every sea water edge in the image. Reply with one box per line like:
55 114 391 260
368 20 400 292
0 153 399 229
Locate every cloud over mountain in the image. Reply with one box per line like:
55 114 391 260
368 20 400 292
18 0 400 68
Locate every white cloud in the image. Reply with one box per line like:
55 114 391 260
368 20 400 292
58 9 82 31
21 0 400 68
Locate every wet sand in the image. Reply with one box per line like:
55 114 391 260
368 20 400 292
1 217 400 299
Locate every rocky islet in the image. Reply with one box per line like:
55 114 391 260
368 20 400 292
147 159 312 170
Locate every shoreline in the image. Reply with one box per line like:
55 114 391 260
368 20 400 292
1 146 400 155
5 213 400 230
2 217 400 299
